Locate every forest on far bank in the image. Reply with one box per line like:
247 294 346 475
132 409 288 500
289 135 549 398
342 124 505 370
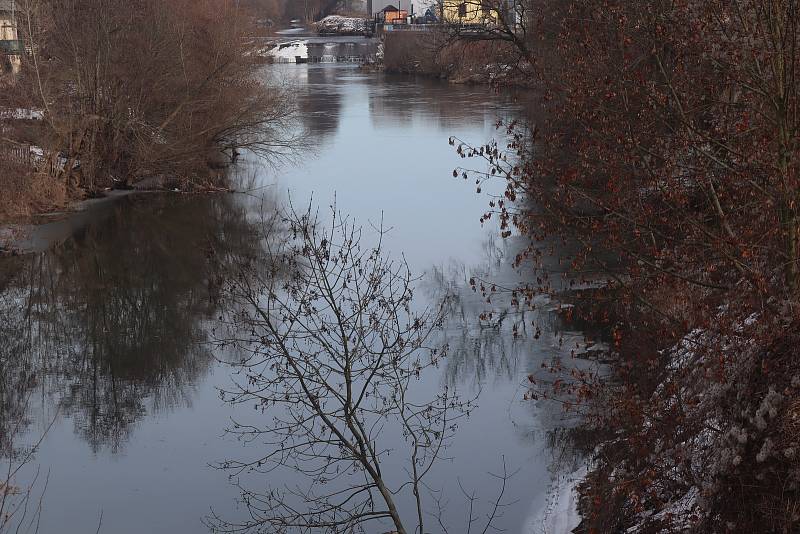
242 0 354 23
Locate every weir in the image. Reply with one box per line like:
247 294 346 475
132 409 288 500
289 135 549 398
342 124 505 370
265 35 381 64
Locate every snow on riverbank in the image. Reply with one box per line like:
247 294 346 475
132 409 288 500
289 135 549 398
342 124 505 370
0 108 44 120
527 466 586 534
314 15 369 35
582 310 800 532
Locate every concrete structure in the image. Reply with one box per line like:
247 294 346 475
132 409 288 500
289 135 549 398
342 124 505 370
0 0 20 74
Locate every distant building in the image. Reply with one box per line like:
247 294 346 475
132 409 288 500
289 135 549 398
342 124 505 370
441 1 500 24
371 0 415 17
440 1 523 26
418 7 438 24
380 5 409 24
0 0 21 74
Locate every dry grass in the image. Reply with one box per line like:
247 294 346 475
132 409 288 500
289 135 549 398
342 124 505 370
0 161 68 221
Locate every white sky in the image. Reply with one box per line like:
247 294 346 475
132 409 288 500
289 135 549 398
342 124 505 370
369 0 434 14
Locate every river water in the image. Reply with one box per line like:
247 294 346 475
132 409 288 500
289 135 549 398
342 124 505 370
0 65 596 533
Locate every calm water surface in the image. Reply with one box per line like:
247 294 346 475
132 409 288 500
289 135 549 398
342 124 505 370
0 65 594 533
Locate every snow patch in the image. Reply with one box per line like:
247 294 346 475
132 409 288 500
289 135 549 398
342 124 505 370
528 465 586 534
0 108 44 121
266 40 309 63
315 15 369 35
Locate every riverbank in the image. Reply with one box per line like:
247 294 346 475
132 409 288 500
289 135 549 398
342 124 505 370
0 182 238 256
0 190 135 256
570 304 800 532
0 110 260 227
1 0 296 231
381 30 527 85
433 2 800 529
527 229 800 533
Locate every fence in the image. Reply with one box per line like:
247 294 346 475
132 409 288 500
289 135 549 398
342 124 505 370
0 140 33 166
308 55 369 63
271 55 371 64
381 24 437 32
0 140 61 175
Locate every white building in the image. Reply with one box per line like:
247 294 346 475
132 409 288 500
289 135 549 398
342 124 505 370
0 0 20 74
368 0 429 17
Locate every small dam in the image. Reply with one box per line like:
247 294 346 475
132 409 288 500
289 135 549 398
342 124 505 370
264 35 382 64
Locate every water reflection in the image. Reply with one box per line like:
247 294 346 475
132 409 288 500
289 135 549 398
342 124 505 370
275 65 525 152
0 194 267 453
424 235 584 387
0 65 600 534
367 75 513 131
278 65 344 144
0 268 35 457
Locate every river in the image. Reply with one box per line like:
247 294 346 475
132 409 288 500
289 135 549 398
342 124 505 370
0 64 597 533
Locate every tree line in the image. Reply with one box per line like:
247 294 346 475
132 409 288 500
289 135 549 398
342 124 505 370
242 0 343 23
445 0 800 531
0 0 295 219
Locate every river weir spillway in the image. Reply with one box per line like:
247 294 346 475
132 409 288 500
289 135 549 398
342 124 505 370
263 35 381 64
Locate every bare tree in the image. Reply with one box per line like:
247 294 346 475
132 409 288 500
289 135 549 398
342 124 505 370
8 0 298 194
0 298 52 534
0 414 51 534
207 204 508 533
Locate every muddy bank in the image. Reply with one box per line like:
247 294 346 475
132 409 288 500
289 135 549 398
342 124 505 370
0 145 243 256
0 190 135 255
0 184 237 256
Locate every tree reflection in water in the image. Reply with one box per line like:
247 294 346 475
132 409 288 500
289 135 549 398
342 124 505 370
424 228 610 381
423 231 610 474
0 193 271 453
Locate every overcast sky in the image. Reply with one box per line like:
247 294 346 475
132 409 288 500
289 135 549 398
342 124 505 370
369 0 435 14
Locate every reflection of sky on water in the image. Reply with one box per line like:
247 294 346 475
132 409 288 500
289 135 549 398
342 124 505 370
0 64 598 534
267 64 524 274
